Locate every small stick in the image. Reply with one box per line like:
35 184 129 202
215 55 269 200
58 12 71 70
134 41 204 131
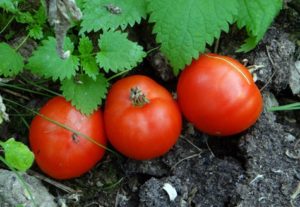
28 170 79 194
0 88 30 100
260 46 277 91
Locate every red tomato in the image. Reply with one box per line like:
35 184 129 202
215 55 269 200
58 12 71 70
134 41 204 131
104 75 182 160
177 53 263 136
29 96 106 179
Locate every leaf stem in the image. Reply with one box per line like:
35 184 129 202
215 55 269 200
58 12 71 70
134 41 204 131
146 46 160 54
0 156 38 207
15 34 30 51
0 16 15 34
21 77 62 97
0 82 52 97
107 69 132 81
268 102 300 112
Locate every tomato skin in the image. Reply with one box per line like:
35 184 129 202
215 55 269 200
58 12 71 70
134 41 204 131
104 75 182 160
177 53 263 136
29 96 106 179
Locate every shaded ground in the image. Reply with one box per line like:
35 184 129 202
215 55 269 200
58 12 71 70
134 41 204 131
1 2 300 207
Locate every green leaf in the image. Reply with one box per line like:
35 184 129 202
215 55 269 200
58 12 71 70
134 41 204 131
15 11 34 24
80 0 147 33
236 0 283 52
33 4 47 25
27 5 47 40
26 37 79 81
0 138 34 172
76 0 84 10
79 36 99 80
0 42 24 77
28 24 43 40
61 74 108 115
96 30 146 73
148 0 239 74
0 0 16 12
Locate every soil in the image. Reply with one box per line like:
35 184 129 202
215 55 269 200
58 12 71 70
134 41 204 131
1 1 300 207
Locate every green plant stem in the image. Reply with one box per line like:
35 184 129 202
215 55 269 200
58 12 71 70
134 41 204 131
0 16 15 34
15 34 30 51
103 177 124 191
0 82 52 97
7 105 30 129
21 78 62 97
107 69 132 81
3 97 120 157
146 46 160 54
0 156 37 207
268 102 300 112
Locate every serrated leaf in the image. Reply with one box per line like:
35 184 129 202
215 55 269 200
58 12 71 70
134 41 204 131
79 36 99 80
79 36 93 54
26 37 79 81
96 31 146 73
0 138 34 172
236 0 283 52
148 0 239 74
28 24 43 39
80 0 147 33
0 42 24 77
61 74 108 115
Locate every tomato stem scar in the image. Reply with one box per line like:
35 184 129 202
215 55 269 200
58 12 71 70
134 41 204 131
130 87 150 107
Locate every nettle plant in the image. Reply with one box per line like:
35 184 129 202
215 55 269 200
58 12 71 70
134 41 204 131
0 0 283 115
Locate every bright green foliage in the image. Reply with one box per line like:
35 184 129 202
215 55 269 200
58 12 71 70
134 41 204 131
80 0 147 33
28 24 43 39
27 37 79 81
0 42 24 77
61 74 108 115
236 0 282 52
79 36 99 80
0 138 34 172
15 11 33 24
148 0 239 74
27 5 47 40
76 0 84 10
96 30 146 73
0 0 17 12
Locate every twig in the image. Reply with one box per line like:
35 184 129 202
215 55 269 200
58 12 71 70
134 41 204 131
260 46 277 91
205 138 215 157
0 88 30 100
28 170 79 194
170 153 201 171
181 136 202 153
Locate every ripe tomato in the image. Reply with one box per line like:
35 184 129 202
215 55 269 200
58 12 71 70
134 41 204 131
177 53 263 136
104 75 182 160
29 96 107 179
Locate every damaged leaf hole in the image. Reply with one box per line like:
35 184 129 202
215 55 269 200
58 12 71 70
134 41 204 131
104 4 122 15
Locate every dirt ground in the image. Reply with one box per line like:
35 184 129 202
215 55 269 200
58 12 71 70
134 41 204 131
1 2 300 207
